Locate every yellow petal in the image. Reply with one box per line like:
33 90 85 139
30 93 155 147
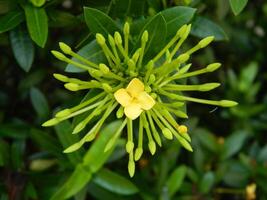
136 91 155 110
114 88 132 107
124 103 142 120
126 78 144 97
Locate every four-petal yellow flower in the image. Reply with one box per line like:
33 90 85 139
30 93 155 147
114 78 155 120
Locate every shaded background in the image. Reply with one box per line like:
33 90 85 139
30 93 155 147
0 0 267 199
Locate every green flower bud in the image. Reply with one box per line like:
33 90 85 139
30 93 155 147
177 53 190 63
199 83 221 91
72 121 86 134
148 141 156 155
206 63 221 72
51 50 66 61
114 32 122 44
179 137 193 152
59 42 72 54
55 109 71 118
42 118 60 127
64 83 79 91
116 106 124 118
150 93 157 99
30 159 57 171
123 22 130 35
102 83 112 92
128 160 135 177
126 141 134 153
219 100 238 107
162 128 173 140
141 30 149 43
53 73 69 82
145 86 152 93
148 74 156 84
134 148 143 161
179 64 192 74
176 24 188 37
178 125 188 134
198 36 214 48
127 59 135 70
132 48 141 62
99 63 110 74
108 34 115 46
96 33 106 45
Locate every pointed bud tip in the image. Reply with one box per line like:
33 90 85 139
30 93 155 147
128 161 135 177
126 141 134 153
51 50 66 60
55 109 71 118
198 36 215 48
220 100 238 107
53 73 68 82
148 141 156 155
96 33 106 45
42 118 59 127
134 148 143 161
162 128 173 140
206 63 221 72
114 32 122 44
123 22 130 35
59 42 72 54
141 30 149 43
64 83 79 91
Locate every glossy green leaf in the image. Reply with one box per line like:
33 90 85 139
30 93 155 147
161 6 196 38
221 131 248 160
0 10 24 33
93 168 138 195
229 0 248 15
191 16 228 41
137 13 167 61
65 40 106 73
51 121 123 199
166 165 187 197
54 120 83 165
10 26 34 72
24 4 48 47
83 120 123 173
51 164 92 200
30 87 49 119
199 171 215 194
30 128 62 157
83 7 120 37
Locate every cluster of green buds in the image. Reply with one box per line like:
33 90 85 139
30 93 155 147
43 22 237 177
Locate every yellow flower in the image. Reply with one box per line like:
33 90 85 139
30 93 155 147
114 78 155 120
246 183 256 200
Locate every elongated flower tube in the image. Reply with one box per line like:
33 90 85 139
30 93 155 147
43 22 238 177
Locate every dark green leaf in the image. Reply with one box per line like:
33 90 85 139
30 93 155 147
10 26 34 72
54 120 83 165
196 128 218 153
83 7 120 37
137 13 167 62
83 120 123 173
0 139 9 167
48 10 79 28
93 168 138 195
30 87 49 119
51 164 92 200
166 165 187 197
51 121 123 199
65 40 106 73
161 6 196 39
30 128 62 156
221 131 248 160
199 172 215 194
24 4 48 47
229 0 248 15
0 10 24 33
11 139 25 169
191 16 228 41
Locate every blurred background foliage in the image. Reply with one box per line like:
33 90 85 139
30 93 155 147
0 0 267 199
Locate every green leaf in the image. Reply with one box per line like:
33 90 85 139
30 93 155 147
161 6 196 39
48 10 79 28
51 164 92 200
51 121 123 199
93 168 138 195
54 120 83 165
199 172 215 194
30 0 46 7
24 4 48 47
83 7 120 37
30 128 62 157
30 87 49 119
83 120 123 173
166 165 187 197
191 16 228 41
10 26 34 72
11 139 25 169
0 139 9 167
65 40 106 73
229 0 248 15
137 13 167 61
239 62 258 92
0 10 24 33
196 128 218 153
221 131 248 160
